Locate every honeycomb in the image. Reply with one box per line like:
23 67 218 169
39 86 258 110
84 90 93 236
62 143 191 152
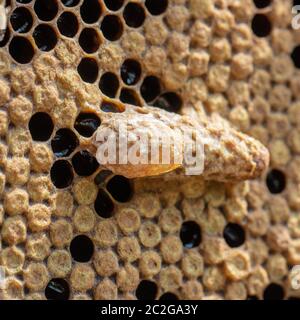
0 0 300 300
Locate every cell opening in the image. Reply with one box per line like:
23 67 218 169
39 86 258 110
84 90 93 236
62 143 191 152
120 88 141 106
136 280 158 300
57 11 79 38
70 235 94 262
251 14 272 37
223 223 245 248
80 0 102 24
106 175 133 203
145 0 168 15
71 150 99 176
291 45 300 69
10 7 33 33
140 76 161 103
77 57 99 83
100 101 122 113
79 28 100 53
253 0 272 8
266 169 286 194
34 0 59 21
29 112 54 141
45 278 70 300
33 24 57 51
180 221 202 248
9 36 34 63
103 0 124 11
99 72 119 98
159 292 178 300
94 170 113 185
153 92 182 113
123 2 146 28
94 188 115 218
121 59 142 85
50 160 74 188
101 15 123 41
51 128 79 157
17 0 32 3
74 112 101 137
263 283 285 300
61 0 80 7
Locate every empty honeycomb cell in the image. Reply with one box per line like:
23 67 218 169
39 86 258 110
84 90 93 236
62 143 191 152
77 57 99 83
50 160 74 188
266 169 286 194
72 150 99 176
80 0 102 24
94 170 113 185
223 223 246 248
61 0 80 7
74 112 101 137
10 7 33 33
104 0 123 11
153 92 182 113
99 72 119 98
145 0 168 16
263 283 284 300
136 280 158 300
159 292 178 300
101 15 123 41
33 24 58 52
180 221 202 249
106 175 133 203
9 36 34 64
121 59 142 85
100 100 122 112
253 0 272 8
34 0 59 21
123 2 145 28
251 14 272 37
51 128 79 157
291 45 300 69
17 0 32 3
140 75 161 103
79 28 101 53
94 188 115 218
29 112 54 141
70 234 94 262
120 88 141 106
45 278 70 300
57 12 79 38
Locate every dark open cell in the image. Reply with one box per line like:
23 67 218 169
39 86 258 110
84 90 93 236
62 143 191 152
294 0 300 5
74 112 101 137
29 112 54 141
80 0 102 24
70 235 94 262
263 283 285 300
34 0 59 21
94 170 113 185
223 223 245 248
57 11 79 38
136 280 158 300
79 28 100 53
50 160 74 188
159 292 178 300
72 150 99 176
145 0 168 15
94 188 115 218
123 2 146 28
61 0 80 7
103 0 124 11
180 221 202 248
45 278 70 300
17 0 32 3
99 72 119 98
291 45 300 69
101 15 123 41
153 92 182 113
140 76 161 102
106 175 133 202
253 0 272 8
100 101 122 113
251 14 272 37
9 36 34 63
77 57 99 83
120 88 141 106
121 59 142 85
10 7 33 33
247 296 259 300
51 128 79 157
33 24 57 51
266 169 286 194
